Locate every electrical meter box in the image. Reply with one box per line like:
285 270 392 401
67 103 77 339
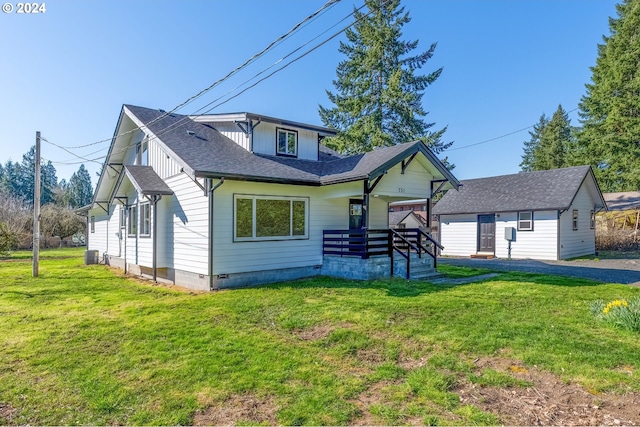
504 227 515 241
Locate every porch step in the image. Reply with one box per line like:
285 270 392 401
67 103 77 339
470 253 494 259
411 272 443 281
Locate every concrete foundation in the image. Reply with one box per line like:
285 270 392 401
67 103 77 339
101 254 437 291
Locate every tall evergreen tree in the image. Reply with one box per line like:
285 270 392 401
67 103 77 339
318 0 452 158
520 113 548 172
19 146 58 206
67 164 93 208
577 0 640 192
533 105 573 170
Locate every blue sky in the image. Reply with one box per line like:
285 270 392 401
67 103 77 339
0 0 618 185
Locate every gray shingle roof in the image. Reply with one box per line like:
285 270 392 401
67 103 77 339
433 166 602 215
124 165 174 196
124 105 459 187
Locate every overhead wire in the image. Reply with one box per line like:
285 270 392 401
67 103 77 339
53 0 342 151
44 0 372 165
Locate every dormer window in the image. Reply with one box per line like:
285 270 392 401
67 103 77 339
277 128 297 157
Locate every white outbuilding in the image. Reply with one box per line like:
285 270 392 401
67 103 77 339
433 166 606 260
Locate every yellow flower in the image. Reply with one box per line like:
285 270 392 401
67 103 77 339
603 299 629 314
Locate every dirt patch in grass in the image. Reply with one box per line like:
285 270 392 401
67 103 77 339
455 357 640 426
0 402 18 424
192 394 278 426
293 324 335 341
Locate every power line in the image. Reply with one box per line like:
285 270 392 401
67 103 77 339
42 0 373 166
444 107 579 152
54 0 342 151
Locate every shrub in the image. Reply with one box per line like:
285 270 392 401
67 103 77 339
0 221 18 256
591 297 640 333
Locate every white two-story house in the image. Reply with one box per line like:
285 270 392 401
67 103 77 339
85 105 459 290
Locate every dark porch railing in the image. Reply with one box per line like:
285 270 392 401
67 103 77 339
322 228 443 279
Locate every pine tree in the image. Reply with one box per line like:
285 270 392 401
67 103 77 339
67 164 93 208
577 0 640 192
520 114 548 172
533 105 573 170
318 0 451 157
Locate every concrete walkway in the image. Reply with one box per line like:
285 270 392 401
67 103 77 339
439 257 640 285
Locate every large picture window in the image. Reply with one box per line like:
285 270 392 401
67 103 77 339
517 211 533 231
276 128 297 157
234 195 308 241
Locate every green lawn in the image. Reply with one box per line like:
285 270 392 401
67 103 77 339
1 248 639 425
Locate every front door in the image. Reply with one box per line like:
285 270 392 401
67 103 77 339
477 214 495 253
349 199 363 230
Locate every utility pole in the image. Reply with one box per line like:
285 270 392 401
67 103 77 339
33 131 41 277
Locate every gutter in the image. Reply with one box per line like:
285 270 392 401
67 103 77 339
208 177 225 290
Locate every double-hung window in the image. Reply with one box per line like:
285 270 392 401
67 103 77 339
573 210 579 230
517 211 533 231
276 128 297 157
234 195 308 241
590 210 596 229
90 216 95 233
128 205 138 236
140 203 151 236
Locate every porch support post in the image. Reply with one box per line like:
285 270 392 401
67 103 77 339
150 194 162 282
362 180 370 229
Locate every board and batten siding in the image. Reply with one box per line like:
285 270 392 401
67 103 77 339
438 214 479 256
163 173 209 275
495 211 558 260
148 139 181 179
207 122 251 152
559 183 597 259
252 123 319 161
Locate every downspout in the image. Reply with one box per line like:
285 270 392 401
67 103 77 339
123 205 128 274
208 177 225 290
150 194 162 282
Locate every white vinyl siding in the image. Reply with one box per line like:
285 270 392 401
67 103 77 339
559 184 596 259
212 181 355 275
494 211 558 260
87 209 110 255
439 211 559 260
372 160 433 199
439 214 479 257
163 173 209 275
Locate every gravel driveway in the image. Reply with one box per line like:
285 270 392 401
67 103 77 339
439 257 640 285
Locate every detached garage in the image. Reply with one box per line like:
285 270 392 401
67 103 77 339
433 166 606 260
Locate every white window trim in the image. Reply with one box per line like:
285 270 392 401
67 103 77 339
276 128 298 157
573 209 579 231
590 210 596 229
90 216 95 233
517 211 533 231
233 194 309 242
128 205 138 237
140 202 151 237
